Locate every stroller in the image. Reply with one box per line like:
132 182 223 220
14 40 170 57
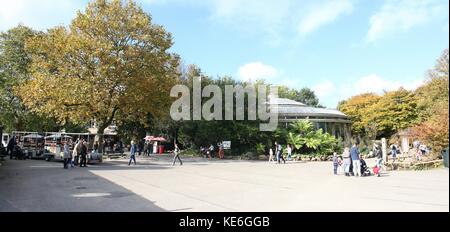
348 158 371 176
12 145 26 160
360 158 371 176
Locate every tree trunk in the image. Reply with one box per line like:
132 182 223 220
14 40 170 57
96 124 107 154
14 116 23 132
96 108 118 154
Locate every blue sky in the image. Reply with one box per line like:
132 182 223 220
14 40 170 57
1 0 448 108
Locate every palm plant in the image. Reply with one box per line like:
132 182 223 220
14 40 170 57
287 132 303 150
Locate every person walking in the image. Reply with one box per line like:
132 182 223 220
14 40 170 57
7 136 17 160
79 140 88 167
63 141 71 169
286 144 292 161
268 147 275 163
275 142 286 164
342 147 351 176
128 141 137 166
350 143 361 177
391 143 398 162
172 142 183 166
144 141 149 156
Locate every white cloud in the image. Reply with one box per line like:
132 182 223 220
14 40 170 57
238 62 279 82
367 0 448 42
314 74 424 108
0 0 355 42
298 0 353 36
352 74 423 94
0 0 87 31
312 80 336 99
143 0 354 41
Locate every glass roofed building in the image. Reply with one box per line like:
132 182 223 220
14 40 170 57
269 97 352 143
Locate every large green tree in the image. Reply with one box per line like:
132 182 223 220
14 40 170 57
17 0 180 150
278 86 321 107
0 25 61 132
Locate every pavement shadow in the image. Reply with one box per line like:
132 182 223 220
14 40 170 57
0 160 166 212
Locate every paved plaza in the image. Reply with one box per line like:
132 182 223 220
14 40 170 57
0 156 448 212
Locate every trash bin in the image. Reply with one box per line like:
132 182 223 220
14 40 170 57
443 148 449 168
159 145 164 154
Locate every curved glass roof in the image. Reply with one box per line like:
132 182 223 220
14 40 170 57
268 97 349 119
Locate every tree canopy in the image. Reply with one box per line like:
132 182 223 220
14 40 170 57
337 93 381 136
339 49 449 156
16 0 180 139
278 86 321 107
412 49 449 155
0 25 61 132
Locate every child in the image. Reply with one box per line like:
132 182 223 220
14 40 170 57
337 156 343 174
268 148 275 163
332 152 339 175
415 148 422 161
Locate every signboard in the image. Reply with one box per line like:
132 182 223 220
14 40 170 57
222 141 231 150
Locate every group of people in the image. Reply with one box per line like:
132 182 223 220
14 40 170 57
127 140 184 166
391 141 429 162
129 140 160 156
268 142 289 164
103 139 123 154
63 138 89 169
413 141 429 161
200 144 225 160
332 143 383 177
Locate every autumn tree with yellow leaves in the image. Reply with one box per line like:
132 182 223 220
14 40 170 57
17 0 180 150
412 49 449 156
337 93 381 137
339 49 448 157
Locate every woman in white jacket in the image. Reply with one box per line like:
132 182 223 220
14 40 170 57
342 147 351 176
63 141 71 169
72 140 81 166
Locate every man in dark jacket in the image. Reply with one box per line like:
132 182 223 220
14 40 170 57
350 143 361 177
128 141 137 166
275 142 286 164
79 140 88 167
7 136 17 160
